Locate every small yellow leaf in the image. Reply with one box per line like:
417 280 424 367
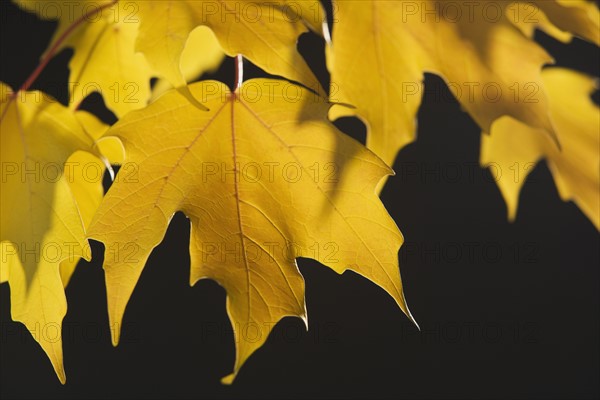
150 26 225 102
481 68 599 228
88 79 416 382
135 1 324 94
65 2 153 116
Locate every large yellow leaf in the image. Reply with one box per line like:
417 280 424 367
481 68 599 229
135 1 324 93
15 0 153 117
0 83 101 383
327 0 599 177
87 79 416 382
0 112 108 287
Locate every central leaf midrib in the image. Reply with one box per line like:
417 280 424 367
229 94 252 323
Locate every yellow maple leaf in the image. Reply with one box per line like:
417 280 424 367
0 83 105 383
135 0 325 93
481 68 599 228
65 2 153 116
87 79 416 383
1 104 122 283
327 0 599 189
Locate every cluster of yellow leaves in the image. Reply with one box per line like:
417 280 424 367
1 0 598 386
15 0 327 115
328 0 599 201
15 0 226 116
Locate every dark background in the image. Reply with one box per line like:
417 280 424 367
1 1 599 399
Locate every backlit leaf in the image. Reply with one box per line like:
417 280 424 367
88 79 416 382
327 0 599 190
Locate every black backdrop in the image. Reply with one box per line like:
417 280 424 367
1 1 599 399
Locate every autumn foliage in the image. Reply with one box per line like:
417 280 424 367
1 0 598 384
